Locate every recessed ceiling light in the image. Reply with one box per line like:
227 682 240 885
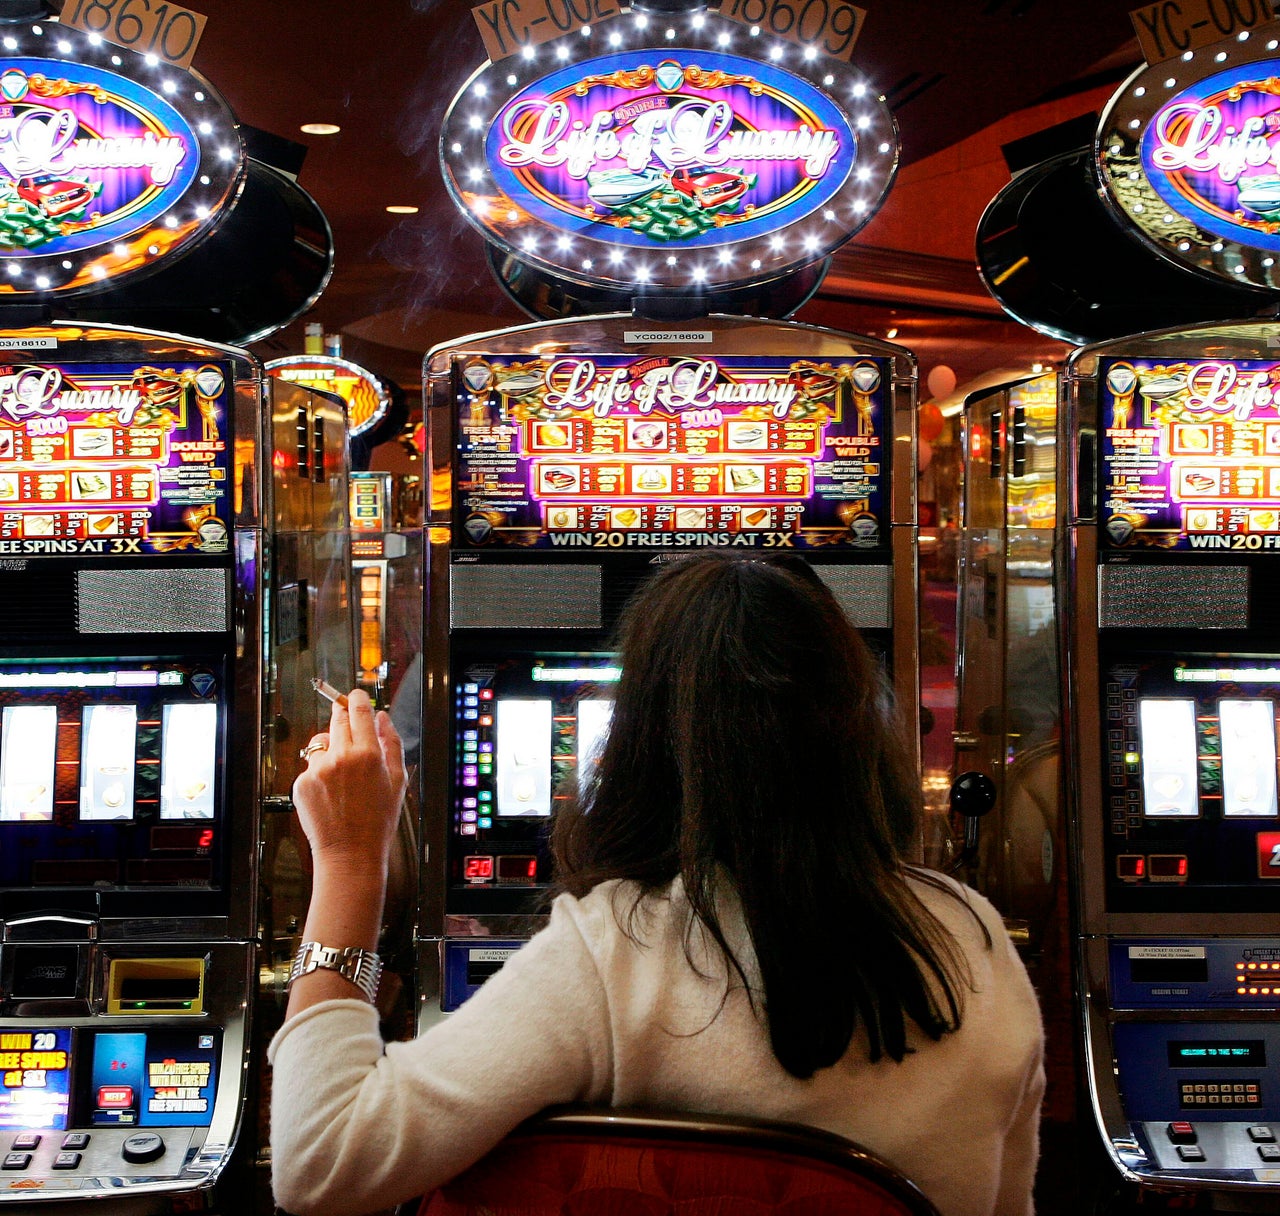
300 122 341 136
386 205 419 214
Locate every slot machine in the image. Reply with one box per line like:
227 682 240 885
952 372 1077 1126
252 377 358 1195
348 471 422 700
0 323 263 1207
1064 319 1280 1195
419 312 917 1028
953 373 1061 957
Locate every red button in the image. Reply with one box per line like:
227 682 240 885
97 1085 133 1108
1259 832 1280 879
1167 1121 1197 1144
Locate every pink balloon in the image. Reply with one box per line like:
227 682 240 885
926 365 957 399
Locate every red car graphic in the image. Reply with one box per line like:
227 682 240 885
669 167 750 210
15 174 95 219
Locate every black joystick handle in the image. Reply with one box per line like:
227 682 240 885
949 771 997 819
949 771 998 861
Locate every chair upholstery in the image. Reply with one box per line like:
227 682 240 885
415 1107 941 1216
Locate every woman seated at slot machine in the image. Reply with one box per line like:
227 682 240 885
269 553 1045 1216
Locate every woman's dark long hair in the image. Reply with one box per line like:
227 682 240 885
551 552 987 1080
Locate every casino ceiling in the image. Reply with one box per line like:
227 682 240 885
168 0 1147 394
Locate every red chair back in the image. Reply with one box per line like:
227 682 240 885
415 1107 941 1216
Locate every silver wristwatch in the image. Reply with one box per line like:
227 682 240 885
288 941 383 1003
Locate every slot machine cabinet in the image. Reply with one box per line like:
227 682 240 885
953 374 1062 956
252 379 358 1193
1064 320 1280 1197
349 471 423 699
0 324 264 1208
952 373 1077 1127
348 469 425 1041
418 313 918 1031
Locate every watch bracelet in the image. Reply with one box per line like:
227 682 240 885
288 940 383 1002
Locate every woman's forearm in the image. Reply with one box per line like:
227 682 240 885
285 862 389 1017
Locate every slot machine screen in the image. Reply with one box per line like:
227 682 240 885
0 1028 71 1131
0 658 227 911
1099 355 1280 551
453 353 891 552
0 1027 218 1134
1104 654 1280 910
451 655 617 899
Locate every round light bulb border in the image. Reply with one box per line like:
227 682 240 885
0 20 243 297
1097 29 1280 294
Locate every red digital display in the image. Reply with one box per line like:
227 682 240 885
464 855 494 882
1117 855 1146 880
1149 854 1189 881
496 855 538 884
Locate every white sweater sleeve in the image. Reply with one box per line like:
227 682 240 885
267 894 613 1216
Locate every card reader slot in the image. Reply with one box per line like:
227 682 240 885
106 957 205 1015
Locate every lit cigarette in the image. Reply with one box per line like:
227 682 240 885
311 678 349 709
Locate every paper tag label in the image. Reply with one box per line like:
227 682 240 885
471 0 622 62
623 331 714 344
60 0 207 70
468 949 519 963
714 0 865 63
1129 0 1277 66
1128 945 1207 959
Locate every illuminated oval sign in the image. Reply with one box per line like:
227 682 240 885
265 355 394 439
1098 40 1280 292
0 22 242 296
441 9 897 293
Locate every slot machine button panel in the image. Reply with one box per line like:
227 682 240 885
1167 1121 1197 1144
10 1134 40 1151
61 1133 90 1150
1248 1126 1277 1142
1176 1145 1207 1163
52 1151 82 1169
2 1153 31 1169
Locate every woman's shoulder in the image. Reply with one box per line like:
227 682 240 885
547 877 686 955
904 868 1014 949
